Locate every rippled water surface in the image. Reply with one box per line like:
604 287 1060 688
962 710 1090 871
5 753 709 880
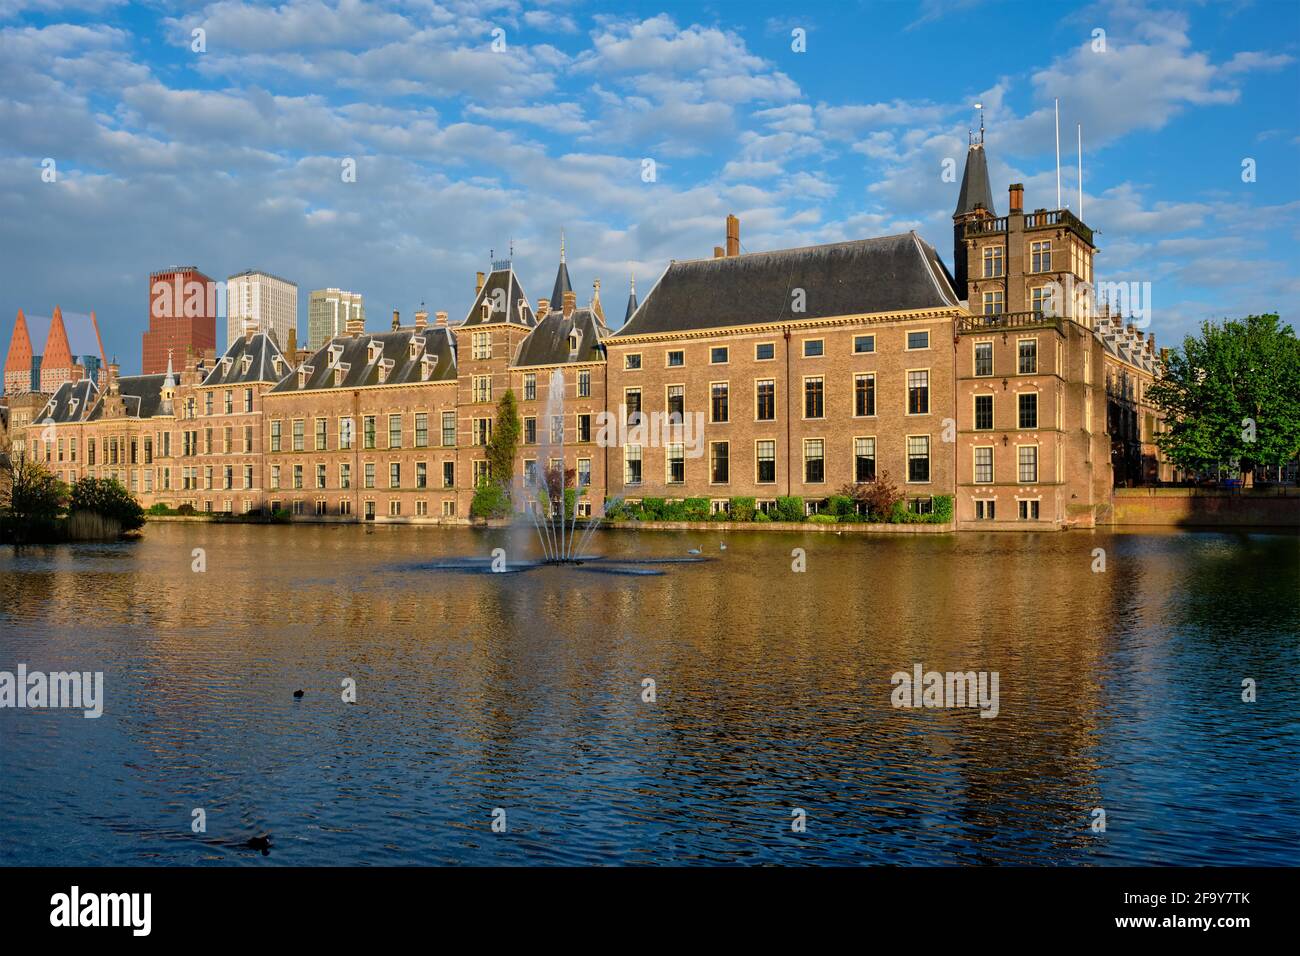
1 523 1297 865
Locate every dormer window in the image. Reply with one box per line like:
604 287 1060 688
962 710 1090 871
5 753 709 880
421 353 435 381
328 343 344 367
241 355 253 374
334 362 350 387
517 299 528 323
377 358 395 384
410 336 426 360
367 340 383 364
271 355 283 377
222 356 234 375
568 328 582 357
68 398 79 414
298 364 314 388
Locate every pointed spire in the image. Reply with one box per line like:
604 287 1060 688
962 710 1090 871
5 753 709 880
163 348 176 388
624 271 638 324
42 306 73 382
551 229 573 307
954 142 995 218
4 309 32 373
4 309 34 394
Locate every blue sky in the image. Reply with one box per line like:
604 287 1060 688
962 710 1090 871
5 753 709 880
1 0 1297 377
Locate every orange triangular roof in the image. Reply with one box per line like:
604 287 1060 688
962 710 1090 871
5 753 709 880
43 305 73 368
4 309 33 372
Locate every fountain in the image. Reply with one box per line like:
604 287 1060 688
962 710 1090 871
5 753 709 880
516 368 604 564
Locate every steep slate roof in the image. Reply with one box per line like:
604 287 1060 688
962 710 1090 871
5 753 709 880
550 259 573 307
617 232 959 337
1095 317 1158 375
955 143 996 217
461 267 535 328
201 331 286 387
624 280 638 325
36 378 98 424
514 308 607 367
85 374 168 420
268 326 458 394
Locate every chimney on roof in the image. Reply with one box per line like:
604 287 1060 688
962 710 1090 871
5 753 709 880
108 360 120 396
476 271 485 295
244 320 257 343
392 309 400 331
435 311 448 327
1009 183 1024 214
286 327 297 358
415 306 429 331
713 246 724 258
346 312 364 337
562 290 577 318
725 214 740 256
538 297 550 320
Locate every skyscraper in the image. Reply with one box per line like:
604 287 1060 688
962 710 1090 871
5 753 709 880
307 288 365 349
227 270 298 351
141 266 218 375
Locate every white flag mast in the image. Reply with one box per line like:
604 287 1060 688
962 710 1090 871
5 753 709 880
1055 98 1062 209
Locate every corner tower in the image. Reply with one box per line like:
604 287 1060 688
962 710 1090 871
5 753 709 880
952 130 996 304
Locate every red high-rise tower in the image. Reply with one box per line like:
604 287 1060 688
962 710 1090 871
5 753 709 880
141 266 217 374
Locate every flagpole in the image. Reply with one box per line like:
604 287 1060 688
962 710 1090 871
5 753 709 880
1077 124 1084 221
1055 98 1062 209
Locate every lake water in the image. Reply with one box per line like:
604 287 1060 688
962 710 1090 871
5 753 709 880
1 522 1297 866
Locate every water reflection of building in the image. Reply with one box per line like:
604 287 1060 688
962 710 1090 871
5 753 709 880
11 138 1172 530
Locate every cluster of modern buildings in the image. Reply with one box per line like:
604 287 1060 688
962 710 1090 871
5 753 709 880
1 140 1169 530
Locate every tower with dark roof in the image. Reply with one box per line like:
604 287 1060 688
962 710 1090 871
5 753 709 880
624 274 638 325
551 230 574 314
952 133 996 304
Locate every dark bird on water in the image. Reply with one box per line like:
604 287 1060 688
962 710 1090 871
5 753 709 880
245 835 272 855
293 689 304 699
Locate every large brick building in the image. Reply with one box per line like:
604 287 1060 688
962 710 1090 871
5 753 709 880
141 266 218 375
14 140 1168 530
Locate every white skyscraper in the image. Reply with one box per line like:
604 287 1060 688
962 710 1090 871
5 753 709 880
226 270 298 350
307 288 366 349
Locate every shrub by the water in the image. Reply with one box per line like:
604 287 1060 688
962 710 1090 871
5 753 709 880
470 480 511 519
774 496 804 522
683 497 710 521
729 496 756 522
70 477 144 532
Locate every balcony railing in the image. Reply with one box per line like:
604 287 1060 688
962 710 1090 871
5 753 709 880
956 311 1064 334
962 208 1094 246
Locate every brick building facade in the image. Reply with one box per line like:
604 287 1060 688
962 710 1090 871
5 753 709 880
15 141 1167 530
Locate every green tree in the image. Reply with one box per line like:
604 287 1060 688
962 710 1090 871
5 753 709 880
485 388 522 492
1147 313 1300 482
69 476 145 532
1 454 66 522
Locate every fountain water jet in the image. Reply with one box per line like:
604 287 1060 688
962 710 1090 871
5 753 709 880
515 368 603 564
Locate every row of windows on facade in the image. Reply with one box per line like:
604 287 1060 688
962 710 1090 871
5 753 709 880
620 331 929 370
972 499 1042 521
262 458 595 492
979 241 1062 278
619 437 1045 487
41 375 1049 471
